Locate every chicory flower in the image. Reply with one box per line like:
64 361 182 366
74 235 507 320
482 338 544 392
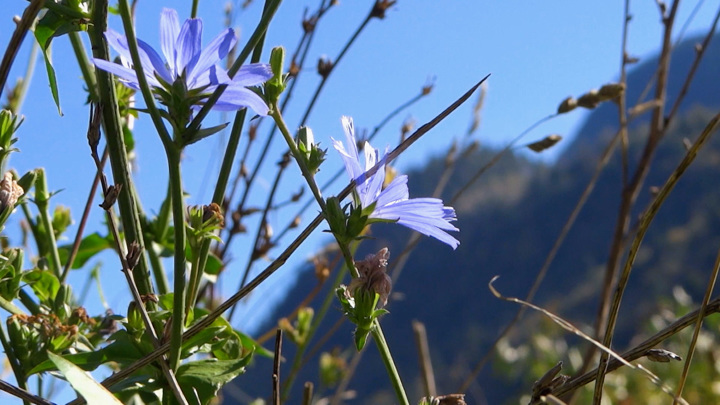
94 8 272 117
332 116 460 249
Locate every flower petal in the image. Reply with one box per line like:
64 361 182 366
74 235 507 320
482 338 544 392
93 58 141 89
175 18 203 77
231 63 273 86
188 28 237 85
160 8 180 76
211 87 270 115
136 38 172 84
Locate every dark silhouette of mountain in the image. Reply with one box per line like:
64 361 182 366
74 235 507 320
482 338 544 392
224 34 720 404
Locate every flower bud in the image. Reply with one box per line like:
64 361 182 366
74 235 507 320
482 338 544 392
526 134 562 153
576 89 601 109
557 97 577 114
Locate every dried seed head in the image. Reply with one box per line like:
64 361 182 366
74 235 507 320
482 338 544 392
527 134 562 153
100 183 123 210
349 248 392 308
202 202 225 228
370 0 397 19
646 348 682 362
557 96 577 114
0 172 23 214
576 89 601 109
598 83 625 100
317 57 333 78
125 241 142 270
289 59 300 77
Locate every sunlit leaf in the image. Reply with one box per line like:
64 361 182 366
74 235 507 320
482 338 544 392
47 352 123 404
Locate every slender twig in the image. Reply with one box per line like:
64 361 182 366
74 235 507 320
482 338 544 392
273 329 283 405
0 379 55 405
413 321 437 398
488 277 688 405
674 235 720 401
302 382 314 405
593 3 681 402
0 0 43 100
555 297 720 398
60 146 107 283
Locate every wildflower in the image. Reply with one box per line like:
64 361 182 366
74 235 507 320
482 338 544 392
332 116 459 249
93 8 272 118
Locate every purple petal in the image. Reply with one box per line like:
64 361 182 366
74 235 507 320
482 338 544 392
211 87 270 115
189 65 231 89
176 18 203 77
188 28 237 85
104 30 134 62
93 58 141 89
136 39 172 84
160 8 180 76
231 63 273 86
375 175 409 207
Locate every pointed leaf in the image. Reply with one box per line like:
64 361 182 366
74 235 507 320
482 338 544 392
47 352 123 404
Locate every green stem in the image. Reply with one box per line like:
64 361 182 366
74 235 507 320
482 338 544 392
165 144 187 371
147 241 170 295
191 0 199 18
34 169 63 277
0 322 28 405
68 31 98 102
269 106 325 211
89 0 154 296
0 296 24 316
370 322 409 405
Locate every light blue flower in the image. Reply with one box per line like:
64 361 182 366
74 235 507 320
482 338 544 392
94 8 272 116
332 116 459 249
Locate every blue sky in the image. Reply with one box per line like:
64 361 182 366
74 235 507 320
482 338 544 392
0 0 719 398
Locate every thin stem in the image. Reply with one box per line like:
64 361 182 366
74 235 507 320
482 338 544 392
165 144 187 371
0 0 43 101
674 235 720 400
191 0 199 18
270 107 325 210
593 2 681 401
68 31 98 102
34 169 63 277
89 0 154 296
0 323 28 405
370 321 409 405
12 40 38 114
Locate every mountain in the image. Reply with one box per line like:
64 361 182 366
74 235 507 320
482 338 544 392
224 34 720 404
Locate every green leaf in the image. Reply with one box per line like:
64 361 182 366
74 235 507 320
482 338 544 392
176 358 251 404
47 352 123 404
58 233 113 269
23 270 60 306
183 122 230 146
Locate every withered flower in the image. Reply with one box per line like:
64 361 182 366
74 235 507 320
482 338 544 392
348 248 392 308
0 172 23 214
